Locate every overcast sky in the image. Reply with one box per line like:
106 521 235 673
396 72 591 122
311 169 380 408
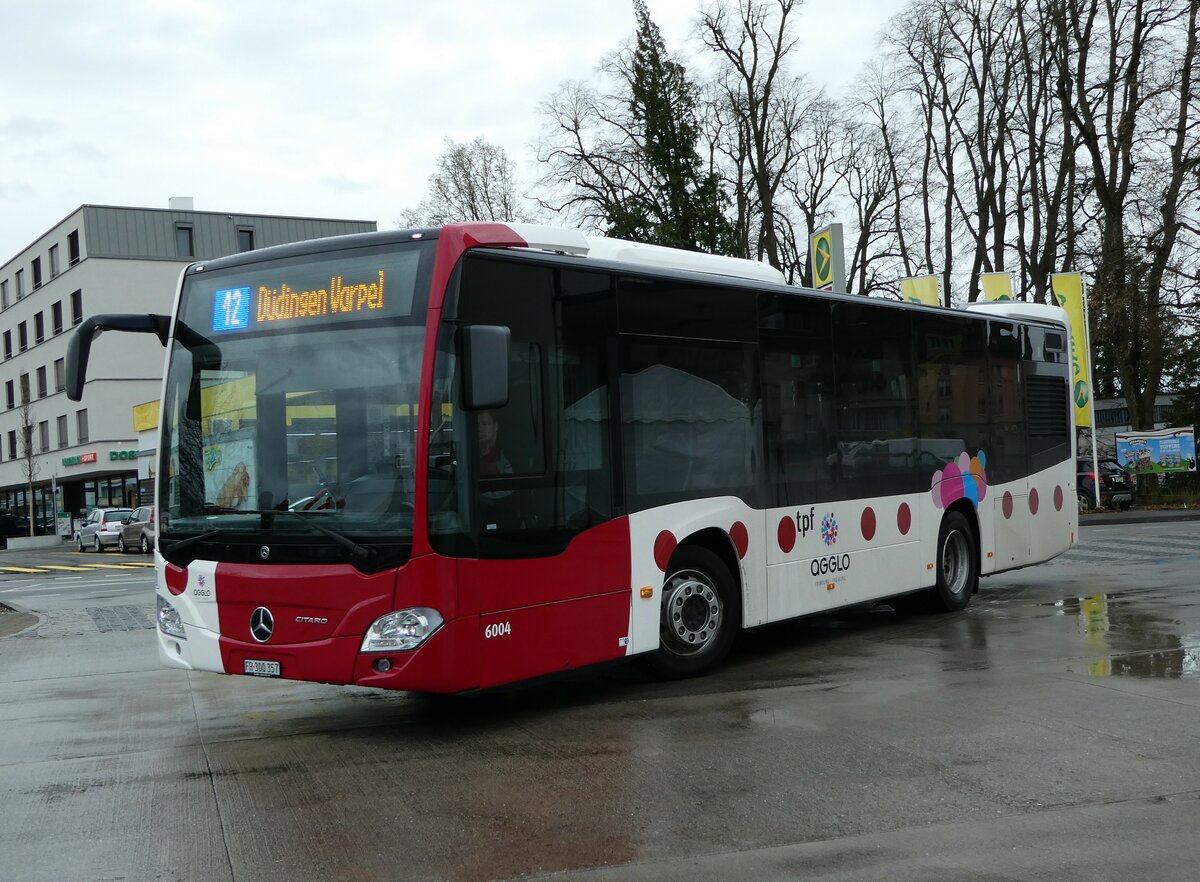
1 0 908 259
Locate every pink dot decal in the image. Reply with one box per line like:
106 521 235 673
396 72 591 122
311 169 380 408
861 507 877 541
897 503 912 535
729 522 749 559
1029 487 1040 515
1054 486 1064 511
777 516 796 554
1002 491 1013 519
931 450 989 509
653 530 677 572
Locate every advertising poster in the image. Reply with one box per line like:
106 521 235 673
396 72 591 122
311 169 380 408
204 430 256 510
1115 427 1197 475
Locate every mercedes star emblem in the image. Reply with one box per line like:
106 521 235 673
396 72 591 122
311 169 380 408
250 607 274 643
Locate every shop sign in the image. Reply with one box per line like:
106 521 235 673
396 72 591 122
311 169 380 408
62 452 98 467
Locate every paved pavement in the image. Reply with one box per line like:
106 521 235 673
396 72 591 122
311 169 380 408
1080 507 1200 527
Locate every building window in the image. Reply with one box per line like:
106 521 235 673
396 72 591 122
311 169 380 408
19 374 29 404
36 366 47 398
0 279 7 309
3 331 10 360
32 257 42 290
15 269 24 298
76 409 88 444
54 358 65 392
6 431 15 461
71 290 83 325
5 380 12 410
34 312 44 344
51 301 63 335
68 230 80 265
57 415 68 449
49 244 60 278
18 322 27 352
237 227 255 252
175 225 195 258
38 421 48 453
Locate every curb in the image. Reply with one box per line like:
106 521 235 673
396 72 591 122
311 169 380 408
1080 509 1200 527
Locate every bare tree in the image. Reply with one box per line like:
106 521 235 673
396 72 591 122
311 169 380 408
837 121 903 296
778 91 840 285
401 136 534 227
855 59 927 282
1049 0 1200 427
1008 0 1080 303
699 0 806 270
18 376 36 538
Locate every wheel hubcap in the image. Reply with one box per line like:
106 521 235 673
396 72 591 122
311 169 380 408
661 569 721 656
942 530 970 596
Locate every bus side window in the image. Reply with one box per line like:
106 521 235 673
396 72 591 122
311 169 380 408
832 302 918 500
759 294 837 505
621 338 759 510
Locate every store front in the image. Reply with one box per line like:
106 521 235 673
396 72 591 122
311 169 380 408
0 449 141 538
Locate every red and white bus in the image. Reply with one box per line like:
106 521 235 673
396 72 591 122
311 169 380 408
67 223 1077 692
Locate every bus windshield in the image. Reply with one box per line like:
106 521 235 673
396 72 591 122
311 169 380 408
159 241 433 565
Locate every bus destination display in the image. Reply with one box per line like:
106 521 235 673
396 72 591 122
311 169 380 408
212 270 387 333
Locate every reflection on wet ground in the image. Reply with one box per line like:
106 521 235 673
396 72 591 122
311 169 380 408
1041 592 1200 679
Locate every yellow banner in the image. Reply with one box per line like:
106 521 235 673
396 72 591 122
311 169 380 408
980 272 1013 301
900 275 940 306
1051 272 1091 427
132 400 160 433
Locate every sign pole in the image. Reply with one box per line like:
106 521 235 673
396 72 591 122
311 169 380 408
1083 278 1099 507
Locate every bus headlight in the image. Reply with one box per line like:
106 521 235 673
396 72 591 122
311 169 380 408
361 608 443 653
157 595 187 640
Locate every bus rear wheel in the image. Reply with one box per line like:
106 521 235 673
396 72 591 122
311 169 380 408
932 511 977 612
640 546 739 679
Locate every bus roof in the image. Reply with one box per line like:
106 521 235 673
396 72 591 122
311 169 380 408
503 223 787 285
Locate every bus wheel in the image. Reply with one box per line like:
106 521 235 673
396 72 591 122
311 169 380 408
641 546 739 679
933 512 976 612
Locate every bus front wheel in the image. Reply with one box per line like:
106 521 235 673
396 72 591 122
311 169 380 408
640 546 739 679
932 511 977 612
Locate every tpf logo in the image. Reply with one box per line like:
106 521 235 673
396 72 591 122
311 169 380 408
796 507 816 537
795 508 838 546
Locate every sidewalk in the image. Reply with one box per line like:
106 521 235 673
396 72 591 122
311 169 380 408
1079 507 1200 527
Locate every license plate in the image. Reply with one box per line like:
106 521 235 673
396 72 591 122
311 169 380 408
243 659 281 677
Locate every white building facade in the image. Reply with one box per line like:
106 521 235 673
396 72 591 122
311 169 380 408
0 202 375 534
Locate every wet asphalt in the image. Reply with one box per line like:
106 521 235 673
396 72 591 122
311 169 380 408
1 513 1199 881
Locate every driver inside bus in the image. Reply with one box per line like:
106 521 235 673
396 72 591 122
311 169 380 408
477 410 518 531
477 410 512 476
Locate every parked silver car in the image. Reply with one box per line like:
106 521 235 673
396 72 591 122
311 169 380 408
117 506 155 554
74 507 132 552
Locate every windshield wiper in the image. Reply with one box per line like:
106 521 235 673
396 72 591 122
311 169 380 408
159 528 242 557
240 509 376 561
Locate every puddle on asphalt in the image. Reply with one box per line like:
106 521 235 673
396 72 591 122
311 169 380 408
1043 593 1200 679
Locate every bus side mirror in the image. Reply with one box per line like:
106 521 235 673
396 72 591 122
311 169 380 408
67 314 170 401
461 325 510 411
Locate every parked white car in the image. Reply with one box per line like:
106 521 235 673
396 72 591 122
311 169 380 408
74 507 132 552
